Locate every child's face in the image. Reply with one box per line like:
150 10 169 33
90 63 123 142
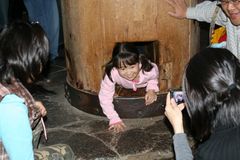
117 63 140 81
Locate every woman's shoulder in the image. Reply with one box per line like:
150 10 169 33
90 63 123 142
196 126 240 160
0 94 27 115
0 94 24 104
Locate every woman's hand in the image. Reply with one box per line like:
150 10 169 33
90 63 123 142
108 121 126 133
145 90 157 106
35 101 47 117
165 0 187 19
164 92 185 134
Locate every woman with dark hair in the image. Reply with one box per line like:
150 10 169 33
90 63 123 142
99 43 159 133
0 21 49 160
165 48 240 160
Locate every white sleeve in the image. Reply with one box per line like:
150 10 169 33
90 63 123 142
187 1 225 24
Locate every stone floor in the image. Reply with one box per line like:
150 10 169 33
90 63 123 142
30 57 190 160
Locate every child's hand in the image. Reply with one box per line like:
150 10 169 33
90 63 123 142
145 90 157 105
164 92 185 134
108 121 126 133
35 101 47 117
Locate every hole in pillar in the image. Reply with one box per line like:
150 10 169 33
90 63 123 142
64 40 165 118
115 41 159 98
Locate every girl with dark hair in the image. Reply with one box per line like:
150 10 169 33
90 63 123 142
0 21 49 160
99 43 159 133
165 48 240 160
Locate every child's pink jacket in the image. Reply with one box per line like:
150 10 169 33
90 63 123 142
98 63 159 125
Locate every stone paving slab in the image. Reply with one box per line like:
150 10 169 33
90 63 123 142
33 84 176 160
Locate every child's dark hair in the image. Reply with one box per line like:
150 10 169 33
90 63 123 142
104 43 153 81
0 21 49 84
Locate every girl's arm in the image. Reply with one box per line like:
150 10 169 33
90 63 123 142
0 94 34 160
146 63 159 92
98 75 122 125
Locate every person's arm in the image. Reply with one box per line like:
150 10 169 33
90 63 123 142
164 93 193 160
35 101 47 117
98 75 122 125
186 1 219 23
0 94 34 160
146 63 159 92
144 63 159 105
167 0 227 26
173 133 193 160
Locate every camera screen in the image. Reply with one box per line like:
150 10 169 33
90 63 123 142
171 91 184 104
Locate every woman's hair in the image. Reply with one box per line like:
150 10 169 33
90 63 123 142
104 42 153 81
183 48 240 141
0 21 49 84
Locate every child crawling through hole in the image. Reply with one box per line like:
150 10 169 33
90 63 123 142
98 43 159 133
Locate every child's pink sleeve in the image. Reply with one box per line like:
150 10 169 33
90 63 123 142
98 75 122 125
146 63 159 92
